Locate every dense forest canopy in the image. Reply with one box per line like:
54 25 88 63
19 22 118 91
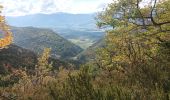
0 0 170 99
94 0 170 98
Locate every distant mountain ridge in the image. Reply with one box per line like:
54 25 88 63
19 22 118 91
7 13 97 29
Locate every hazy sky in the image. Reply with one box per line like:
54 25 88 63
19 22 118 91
0 0 113 16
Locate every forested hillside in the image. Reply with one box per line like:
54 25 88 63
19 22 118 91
0 44 37 74
11 27 83 59
0 0 170 99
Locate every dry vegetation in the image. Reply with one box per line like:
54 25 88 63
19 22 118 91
0 0 170 99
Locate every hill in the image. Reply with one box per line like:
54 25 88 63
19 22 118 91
0 44 37 74
77 38 106 63
11 27 83 59
0 44 77 75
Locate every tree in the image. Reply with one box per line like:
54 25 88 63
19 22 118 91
96 0 170 98
0 5 13 49
36 48 52 77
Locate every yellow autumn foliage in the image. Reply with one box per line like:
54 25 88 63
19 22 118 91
0 5 13 49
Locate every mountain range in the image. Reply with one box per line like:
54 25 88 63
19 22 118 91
6 13 105 49
1 13 107 67
7 13 96 29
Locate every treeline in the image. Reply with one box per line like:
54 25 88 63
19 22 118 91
0 0 170 99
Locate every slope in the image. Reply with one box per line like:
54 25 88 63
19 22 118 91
77 38 106 63
11 27 83 59
0 44 37 74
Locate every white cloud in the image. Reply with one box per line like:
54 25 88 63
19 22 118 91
0 0 113 16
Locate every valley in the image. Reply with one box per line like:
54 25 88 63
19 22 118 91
53 28 104 49
7 13 105 49
1 0 170 99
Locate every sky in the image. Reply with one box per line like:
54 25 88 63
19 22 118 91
0 0 113 16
